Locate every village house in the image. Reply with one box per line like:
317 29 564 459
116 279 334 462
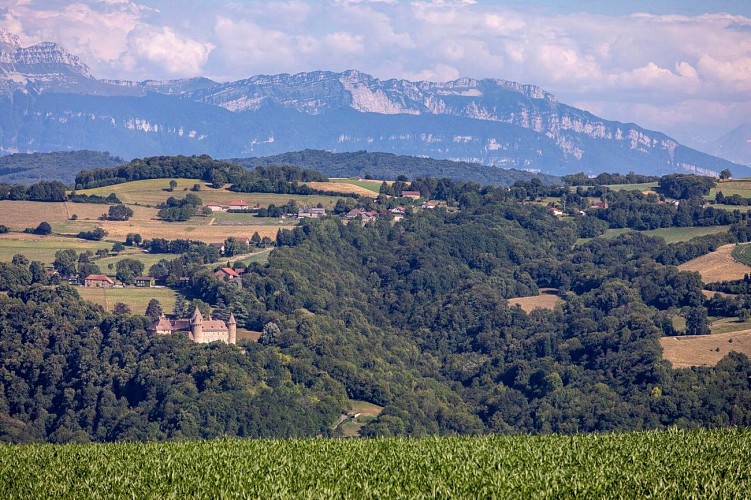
550 207 564 216
401 190 421 200
228 200 248 211
149 308 237 344
298 207 327 219
390 206 406 215
345 208 365 219
135 276 155 287
215 267 241 282
590 200 609 210
84 274 115 288
421 200 439 209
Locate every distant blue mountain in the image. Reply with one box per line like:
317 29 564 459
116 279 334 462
0 28 747 177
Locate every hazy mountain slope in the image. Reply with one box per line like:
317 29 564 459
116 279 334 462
0 150 124 184
0 29 746 177
709 124 751 166
229 150 561 186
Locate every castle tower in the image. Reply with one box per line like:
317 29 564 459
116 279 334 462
190 307 204 343
228 312 237 345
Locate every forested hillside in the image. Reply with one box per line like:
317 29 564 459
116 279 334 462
230 150 561 186
2 171 751 442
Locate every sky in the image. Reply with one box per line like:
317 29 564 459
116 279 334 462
1 0 750 148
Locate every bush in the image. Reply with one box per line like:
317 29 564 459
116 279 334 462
33 221 52 235
77 227 107 241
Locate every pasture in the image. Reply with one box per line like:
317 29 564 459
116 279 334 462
507 289 563 313
309 179 380 196
660 330 751 368
0 235 110 264
708 178 751 200
76 286 177 315
1 428 749 498
603 181 659 192
76 178 343 209
678 244 751 283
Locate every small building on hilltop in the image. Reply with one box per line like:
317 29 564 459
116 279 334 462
84 274 115 288
149 308 237 344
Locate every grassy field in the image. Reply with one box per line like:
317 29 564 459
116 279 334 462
708 178 751 200
1 428 749 498
578 225 731 246
309 179 381 196
679 244 751 283
76 286 177 315
0 235 111 264
660 330 751 368
603 181 659 192
507 289 563 313
77 178 343 209
337 400 384 438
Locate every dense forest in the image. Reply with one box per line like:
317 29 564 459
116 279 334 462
2 169 751 443
230 150 561 186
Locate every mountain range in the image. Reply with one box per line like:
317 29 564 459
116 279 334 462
0 28 747 177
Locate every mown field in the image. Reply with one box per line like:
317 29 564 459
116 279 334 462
661 330 751 368
76 286 177 315
0 235 111 264
1 429 749 498
507 289 563 313
679 244 751 283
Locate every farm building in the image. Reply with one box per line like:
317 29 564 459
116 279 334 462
135 276 155 287
149 308 237 344
206 202 225 212
402 190 421 199
298 207 326 218
228 200 248 211
84 274 115 288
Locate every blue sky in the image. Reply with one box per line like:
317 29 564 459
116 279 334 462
2 0 750 147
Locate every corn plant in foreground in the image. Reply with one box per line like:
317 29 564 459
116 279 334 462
1 428 749 498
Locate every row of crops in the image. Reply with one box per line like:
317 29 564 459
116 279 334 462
731 243 751 266
2 428 749 498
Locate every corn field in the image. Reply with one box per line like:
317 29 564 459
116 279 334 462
1 428 749 498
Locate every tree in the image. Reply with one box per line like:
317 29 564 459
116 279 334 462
112 242 125 253
168 179 178 192
115 258 145 285
720 169 732 181
145 298 163 319
53 249 78 277
12 254 29 266
113 302 131 315
33 221 52 235
108 204 134 221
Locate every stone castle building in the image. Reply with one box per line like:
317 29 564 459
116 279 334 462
149 308 237 344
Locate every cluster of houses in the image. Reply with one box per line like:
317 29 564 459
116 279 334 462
82 274 156 288
206 200 327 219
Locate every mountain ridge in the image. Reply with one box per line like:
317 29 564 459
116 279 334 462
0 29 746 177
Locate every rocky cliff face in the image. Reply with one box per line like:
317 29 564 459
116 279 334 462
0 30 746 176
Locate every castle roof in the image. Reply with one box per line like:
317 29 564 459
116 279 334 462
190 307 203 325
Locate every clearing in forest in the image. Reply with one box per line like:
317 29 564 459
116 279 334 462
678 244 751 283
507 289 563 312
660 330 751 368
77 286 177 315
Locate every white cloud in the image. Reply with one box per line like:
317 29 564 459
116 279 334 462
125 26 213 76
